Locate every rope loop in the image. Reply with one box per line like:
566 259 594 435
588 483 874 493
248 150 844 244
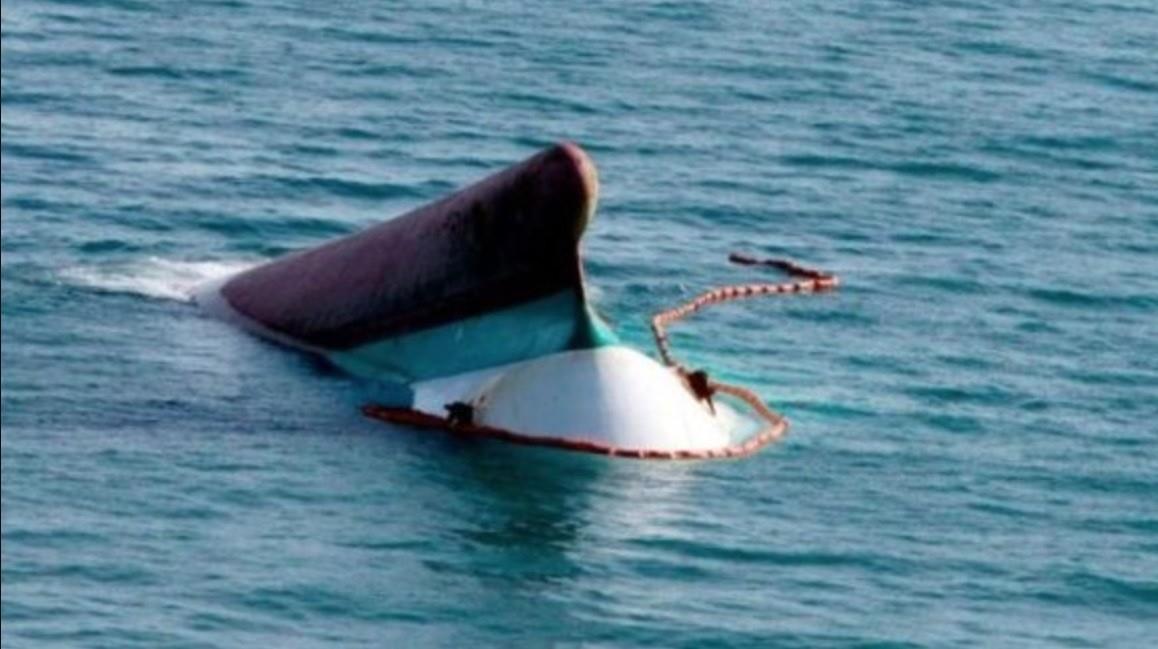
651 253 840 452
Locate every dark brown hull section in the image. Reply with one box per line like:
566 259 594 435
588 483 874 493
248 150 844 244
215 143 599 351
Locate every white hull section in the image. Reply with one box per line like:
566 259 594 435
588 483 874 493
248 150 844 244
412 346 748 452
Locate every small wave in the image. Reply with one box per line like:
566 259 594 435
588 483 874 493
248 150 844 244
60 257 257 301
1025 287 1157 310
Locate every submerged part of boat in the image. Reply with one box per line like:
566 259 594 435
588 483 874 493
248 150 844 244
197 142 838 459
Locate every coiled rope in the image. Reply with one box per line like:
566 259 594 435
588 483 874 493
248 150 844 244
363 253 839 460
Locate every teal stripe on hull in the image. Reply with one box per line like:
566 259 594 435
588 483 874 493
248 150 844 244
330 291 618 382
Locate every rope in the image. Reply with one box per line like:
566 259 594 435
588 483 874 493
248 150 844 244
361 252 839 460
651 253 839 368
649 252 840 452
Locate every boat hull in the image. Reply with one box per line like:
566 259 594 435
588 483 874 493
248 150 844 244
198 142 767 456
197 142 610 381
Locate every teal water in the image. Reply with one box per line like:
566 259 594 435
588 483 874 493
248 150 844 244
3 1 1157 647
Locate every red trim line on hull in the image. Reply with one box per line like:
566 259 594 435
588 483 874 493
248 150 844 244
361 385 789 460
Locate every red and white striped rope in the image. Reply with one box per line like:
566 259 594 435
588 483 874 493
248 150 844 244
651 253 839 367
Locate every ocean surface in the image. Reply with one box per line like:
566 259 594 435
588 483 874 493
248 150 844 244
3 1 1156 647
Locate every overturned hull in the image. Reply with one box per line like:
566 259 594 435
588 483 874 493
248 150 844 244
198 143 615 381
199 143 772 457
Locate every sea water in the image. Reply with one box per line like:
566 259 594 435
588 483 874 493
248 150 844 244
2 1 1156 646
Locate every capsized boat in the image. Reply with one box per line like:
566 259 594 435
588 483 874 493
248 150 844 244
197 143 838 459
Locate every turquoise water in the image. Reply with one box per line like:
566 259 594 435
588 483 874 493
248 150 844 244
3 0 1157 646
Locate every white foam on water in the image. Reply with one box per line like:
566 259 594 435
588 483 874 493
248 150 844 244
61 257 258 302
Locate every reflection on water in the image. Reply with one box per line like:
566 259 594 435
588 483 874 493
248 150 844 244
415 441 707 636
